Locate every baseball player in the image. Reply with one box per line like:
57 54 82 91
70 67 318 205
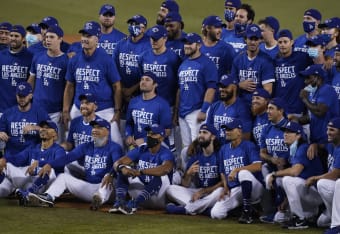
294 9 322 53
0 82 50 157
125 72 172 148
331 45 340 110
258 16 280 59
231 23 275 106
305 117 340 231
63 21 123 147
25 23 42 48
210 118 263 223
201 15 236 79
0 120 65 202
31 118 123 210
175 33 218 148
98 4 126 56
109 125 174 214
318 17 340 60
27 25 68 143
166 124 222 215
266 121 324 229
164 12 186 59
0 22 12 51
156 0 179 26
0 25 33 116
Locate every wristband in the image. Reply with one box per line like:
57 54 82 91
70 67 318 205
201 101 210 113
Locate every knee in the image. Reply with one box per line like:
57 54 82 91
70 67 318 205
210 203 227 220
238 169 253 182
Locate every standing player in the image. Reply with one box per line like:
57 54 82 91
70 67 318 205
0 82 50 157
0 25 33 116
258 16 280 59
125 72 171 148
318 17 340 60
109 125 174 213
231 24 275 106
210 118 263 223
175 33 218 148
0 22 12 51
98 4 126 56
63 21 123 147
331 46 340 110
156 0 180 26
164 12 186 59
25 23 42 48
166 124 222 215
32 118 123 210
27 26 68 143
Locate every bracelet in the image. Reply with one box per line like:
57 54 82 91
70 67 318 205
201 101 210 113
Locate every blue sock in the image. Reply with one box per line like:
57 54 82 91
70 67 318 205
166 204 186 214
28 175 50 193
241 180 252 211
115 173 129 201
135 176 162 205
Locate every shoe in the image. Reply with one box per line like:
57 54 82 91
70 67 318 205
31 193 54 207
165 203 186 214
324 226 340 234
274 210 290 223
282 215 309 230
238 209 253 224
90 194 102 211
118 200 137 215
15 189 29 206
259 213 275 224
108 200 124 213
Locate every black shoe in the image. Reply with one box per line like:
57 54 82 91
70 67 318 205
238 210 253 224
282 215 309 230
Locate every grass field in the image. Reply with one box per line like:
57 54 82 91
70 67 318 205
0 198 324 234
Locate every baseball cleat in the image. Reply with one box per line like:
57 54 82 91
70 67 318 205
28 193 53 207
238 209 254 224
282 215 309 229
108 200 124 213
118 200 137 215
32 193 54 207
15 189 29 206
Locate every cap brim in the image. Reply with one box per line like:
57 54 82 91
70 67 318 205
79 29 95 36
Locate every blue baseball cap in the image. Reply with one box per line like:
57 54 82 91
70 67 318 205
306 34 332 47
269 97 286 111
90 118 111 130
246 24 262 39
79 21 101 37
99 4 115 15
253 88 271 99
182 33 202 44
319 17 340 29
262 16 280 34
78 93 97 104
304 8 322 21
39 120 58 133
46 25 64 37
16 82 33 96
145 124 166 137
221 118 243 130
142 72 158 82
225 0 241 8
161 0 179 13
0 22 12 31
39 16 58 28
278 29 293 40
26 23 41 34
281 121 303 134
202 15 225 28
127 14 147 26
328 117 340 129
164 12 182 23
148 25 167 40
218 74 237 87
11 25 26 37
199 123 218 136
299 64 326 79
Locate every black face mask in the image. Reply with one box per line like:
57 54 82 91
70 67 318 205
147 136 160 148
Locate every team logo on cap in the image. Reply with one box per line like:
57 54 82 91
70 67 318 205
152 27 159 33
104 5 113 10
250 26 259 32
85 22 94 30
187 33 194 37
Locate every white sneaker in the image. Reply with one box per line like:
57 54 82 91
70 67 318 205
274 210 290 223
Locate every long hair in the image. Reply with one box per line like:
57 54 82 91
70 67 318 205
187 137 221 157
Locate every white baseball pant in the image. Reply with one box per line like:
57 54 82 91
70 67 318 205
317 178 334 227
179 109 201 148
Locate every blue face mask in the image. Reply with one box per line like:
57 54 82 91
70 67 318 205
303 21 316 33
289 140 298 157
234 23 247 37
25 34 39 47
307 47 319 58
304 84 317 93
128 25 142 37
224 9 235 22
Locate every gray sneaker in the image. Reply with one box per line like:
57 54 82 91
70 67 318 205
29 193 54 207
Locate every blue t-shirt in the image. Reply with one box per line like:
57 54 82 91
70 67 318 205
66 48 121 111
327 144 340 172
178 54 218 117
331 66 340 111
259 43 279 60
166 31 187 60
0 48 33 113
252 112 269 149
293 34 309 53
98 29 126 56
186 151 220 188
28 41 70 55
30 53 68 113
221 28 246 54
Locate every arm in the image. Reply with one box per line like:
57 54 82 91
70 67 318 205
192 181 223 202
228 162 262 181
172 89 180 126
262 82 273 95
299 89 328 117
62 81 75 126
111 81 122 123
139 160 174 177
27 74 36 90
306 168 340 187
181 160 199 187
197 87 216 122
60 141 74 151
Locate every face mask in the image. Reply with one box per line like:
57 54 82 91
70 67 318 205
128 25 142 37
304 84 317 93
25 34 39 47
303 21 316 33
224 9 235 22
93 136 108 147
146 136 160 148
307 47 319 58
234 23 247 37
289 140 298 157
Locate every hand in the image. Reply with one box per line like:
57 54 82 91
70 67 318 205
228 169 238 181
172 111 179 126
22 124 38 134
26 160 38 176
219 187 230 201
187 161 199 176
305 176 317 187
267 173 275 189
38 164 52 178
0 132 9 142
62 111 71 129
101 174 114 189
196 111 206 123
299 89 309 100
0 158 7 173
270 157 286 170
121 166 138 177
125 136 136 148
111 112 121 126
191 189 204 202
307 143 318 160
238 79 256 92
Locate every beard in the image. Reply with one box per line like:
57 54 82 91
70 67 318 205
251 103 267 115
219 92 233 102
198 139 211 148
